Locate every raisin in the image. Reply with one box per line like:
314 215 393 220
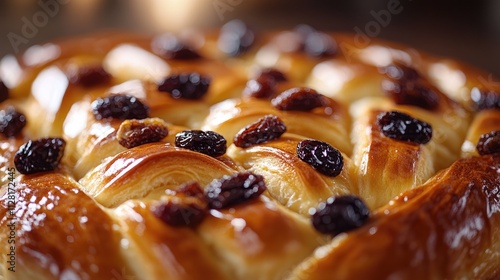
243 68 289 99
151 198 207 228
205 172 266 209
294 25 337 58
234 115 287 148
296 139 344 177
381 64 439 110
67 65 112 88
310 195 370 236
272 87 326 111
14 137 66 174
177 181 205 200
303 31 337 58
0 107 27 137
382 80 439 110
91 94 149 120
0 80 8 103
259 68 288 83
293 24 318 40
471 87 500 111
152 33 201 60
218 20 255 56
377 111 433 144
381 63 420 81
175 130 227 157
242 76 276 99
117 118 169 149
158 73 210 100
476 130 500 155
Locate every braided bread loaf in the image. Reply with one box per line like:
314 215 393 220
1 22 500 279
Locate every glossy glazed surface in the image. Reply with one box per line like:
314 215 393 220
0 26 499 279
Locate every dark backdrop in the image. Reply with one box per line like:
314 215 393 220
0 0 498 76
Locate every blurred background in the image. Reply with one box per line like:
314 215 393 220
0 0 499 76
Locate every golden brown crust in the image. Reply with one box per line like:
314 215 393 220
0 172 130 279
79 143 237 207
198 196 327 280
350 101 435 209
228 135 356 215
113 200 231 280
290 154 500 279
1 27 499 279
0 137 27 185
462 109 500 157
62 87 192 179
203 96 352 155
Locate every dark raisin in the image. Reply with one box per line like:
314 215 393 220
381 64 439 110
175 130 227 157
0 80 8 103
272 87 326 111
152 33 201 60
67 65 112 88
259 68 288 83
218 20 255 56
242 76 276 99
151 199 207 228
476 130 500 155
91 94 150 120
293 25 336 58
381 63 420 81
14 137 66 174
303 31 337 58
117 118 169 149
377 111 433 144
471 87 500 111
158 73 210 100
0 107 26 137
177 181 205 200
293 24 318 40
234 115 287 148
243 68 288 99
205 172 266 209
382 80 440 110
310 195 370 236
297 139 344 176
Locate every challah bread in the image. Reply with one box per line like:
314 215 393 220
196 196 326 280
0 172 130 280
289 154 500 279
113 199 232 280
227 135 356 216
1 170 324 280
348 100 436 209
1 21 499 279
79 142 237 207
347 95 468 209
0 137 25 186
62 92 190 179
461 109 500 157
202 94 352 154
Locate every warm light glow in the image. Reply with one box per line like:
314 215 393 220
0 55 23 88
358 45 412 67
309 61 355 95
428 62 466 94
31 66 69 114
66 0 103 25
108 80 147 100
63 102 89 138
22 43 61 67
139 0 208 32
103 44 170 82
